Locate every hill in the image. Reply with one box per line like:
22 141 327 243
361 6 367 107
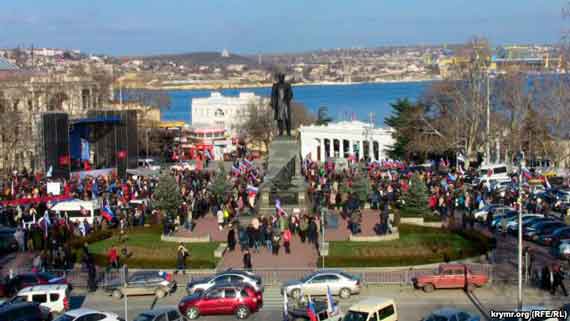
142 51 258 66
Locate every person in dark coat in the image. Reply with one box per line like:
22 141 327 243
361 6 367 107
175 243 189 274
243 249 252 271
551 264 568 296
542 265 552 291
227 226 236 252
86 255 97 292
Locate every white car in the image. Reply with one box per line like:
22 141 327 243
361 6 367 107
137 158 161 171
17 284 70 313
474 205 514 222
559 240 570 260
186 269 263 294
54 308 124 321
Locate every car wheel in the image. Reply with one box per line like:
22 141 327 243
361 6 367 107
235 305 250 319
186 306 200 320
339 288 351 299
155 288 167 298
423 284 435 293
112 289 123 299
291 288 301 300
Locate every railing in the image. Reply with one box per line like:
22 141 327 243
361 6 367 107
7 263 507 289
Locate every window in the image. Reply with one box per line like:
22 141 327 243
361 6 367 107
378 305 395 320
206 288 224 299
309 275 327 283
22 275 37 283
454 269 465 275
457 312 471 321
240 289 250 297
225 288 237 298
167 310 180 321
155 314 167 321
50 293 60 302
442 270 454 275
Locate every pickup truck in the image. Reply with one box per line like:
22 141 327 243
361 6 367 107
413 264 488 293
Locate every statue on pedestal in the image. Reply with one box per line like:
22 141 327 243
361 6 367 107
271 73 294 136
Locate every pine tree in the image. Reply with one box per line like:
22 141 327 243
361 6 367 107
351 167 371 207
209 164 232 204
154 173 183 217
384 98 422 160
402 173 430 216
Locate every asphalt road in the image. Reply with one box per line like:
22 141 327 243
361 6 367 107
69 284 568 321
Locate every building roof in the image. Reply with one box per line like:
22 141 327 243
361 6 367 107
0 57 19 71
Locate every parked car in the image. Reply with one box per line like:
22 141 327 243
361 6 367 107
137 158 161 171
524 221 566 241
187 269 262 295
286 299 339 321
474 205 514 222
103 270 176 299
413 264 488 292
133 306 183 321
281 270 361 300
2 272 69 297
342 297 398 321
0 302 52 321
558 240 570 260
54 308 124 321
422 308 480 321
537 227 570 246
16 284 70 314
178 283 262 320
491 211 518 230
507 215 545 235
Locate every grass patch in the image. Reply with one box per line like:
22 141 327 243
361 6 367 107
324 224 489 267
89 227 219 269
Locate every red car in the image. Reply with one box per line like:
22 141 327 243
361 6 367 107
413 264 488 292
178 283 262 320
1 272 70 297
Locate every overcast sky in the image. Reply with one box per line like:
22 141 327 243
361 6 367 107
0 0 565 55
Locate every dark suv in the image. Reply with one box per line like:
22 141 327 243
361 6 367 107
0 302 52 321
178 283 262 320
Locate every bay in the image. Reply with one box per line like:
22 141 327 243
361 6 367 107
161 81 431 126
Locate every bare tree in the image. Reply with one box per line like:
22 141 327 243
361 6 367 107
238 100 275 152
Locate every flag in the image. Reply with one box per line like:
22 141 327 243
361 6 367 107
521 167 532 180
46 166 53 178
275 199 287 216
307 297 318 321
204 149 213 160
247 185 258 194
282 290 289 321
231 165 241 176
242 158 253 168
101 204 115 222
326 286 338 315
448 173 457 182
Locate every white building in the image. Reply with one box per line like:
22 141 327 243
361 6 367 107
191 92 267 133
299 121 395 162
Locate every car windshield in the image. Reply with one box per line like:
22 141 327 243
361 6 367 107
133 313 155 321
343 310 369 321
54 315 76 321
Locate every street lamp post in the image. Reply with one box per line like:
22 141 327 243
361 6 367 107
517 153 525 310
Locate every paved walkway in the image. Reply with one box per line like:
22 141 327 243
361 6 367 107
217 233 319 269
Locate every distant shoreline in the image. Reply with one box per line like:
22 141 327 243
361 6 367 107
122 77 439 91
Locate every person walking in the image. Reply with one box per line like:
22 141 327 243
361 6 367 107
283 229 292 254
227 226 236 252
243 249 252 271
551 264 568 297
175 242 189 274
271 231 281 255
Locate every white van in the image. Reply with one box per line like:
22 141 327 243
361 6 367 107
17 284 70 313
50 199 100 224
477 164 511 184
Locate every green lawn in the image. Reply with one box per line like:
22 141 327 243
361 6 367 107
89 228 220 269
325 224 489 267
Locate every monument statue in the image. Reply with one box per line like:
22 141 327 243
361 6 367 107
270 73 294 136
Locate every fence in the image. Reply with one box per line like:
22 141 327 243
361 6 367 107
8 263 508 289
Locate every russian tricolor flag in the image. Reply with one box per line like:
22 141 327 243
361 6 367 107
101 205 115 222
306 297 318 321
